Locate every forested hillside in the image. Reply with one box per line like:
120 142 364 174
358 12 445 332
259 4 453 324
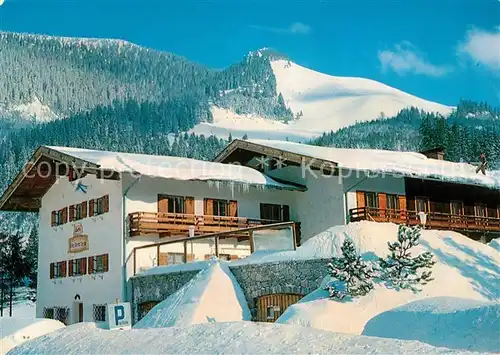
312 100 500 168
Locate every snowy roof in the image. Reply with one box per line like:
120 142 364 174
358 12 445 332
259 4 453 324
232 139 500 190
45 146 299 190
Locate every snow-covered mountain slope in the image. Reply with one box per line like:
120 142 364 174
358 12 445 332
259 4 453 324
192 60 453 141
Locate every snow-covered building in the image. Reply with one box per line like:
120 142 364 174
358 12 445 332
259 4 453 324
214 139 500 243
0 146 301 325
0 140 499 326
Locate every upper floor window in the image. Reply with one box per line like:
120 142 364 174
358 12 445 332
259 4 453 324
415 197 429 213
69 201 87 222
204 199 238 217
51 207 68 227
474 203 487 218
386 194 400 210
364 192 378 209
260 203 290 222
50 261 67 279
68 257 87 277
450 201 464 216
88 254 109 274
89 195 109 217
158 195 194 214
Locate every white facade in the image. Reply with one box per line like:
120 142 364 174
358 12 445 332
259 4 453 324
37 173 123 325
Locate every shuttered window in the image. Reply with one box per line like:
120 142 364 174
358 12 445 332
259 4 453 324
88 254 109 274
50 261 67 279
204 199 238 217
89 195 109 216
51 207 68 226
69 258 87 276
386 194 400 210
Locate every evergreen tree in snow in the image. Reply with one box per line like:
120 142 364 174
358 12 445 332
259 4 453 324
379 225 435 291
324 237 374 299
25 227 38 302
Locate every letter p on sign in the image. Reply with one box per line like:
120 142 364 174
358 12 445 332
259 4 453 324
114 305 125 325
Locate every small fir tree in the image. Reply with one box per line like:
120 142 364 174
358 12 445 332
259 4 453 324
379 225 435 291
324 236 374 299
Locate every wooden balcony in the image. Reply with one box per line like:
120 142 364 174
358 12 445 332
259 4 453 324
350 207 500 233
129 212 281 237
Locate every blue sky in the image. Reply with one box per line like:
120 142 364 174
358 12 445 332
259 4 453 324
0 0 499 106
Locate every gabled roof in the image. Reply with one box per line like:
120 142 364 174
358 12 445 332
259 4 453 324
215 139 500 190
0 146 303 212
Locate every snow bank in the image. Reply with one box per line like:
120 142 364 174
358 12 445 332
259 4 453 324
362 297 500 353
275 221 500 334
137 260 210 276
246 139 500 189
0 317 65 354
134 261 251 328
488 238 500 252
46 146 298 191
9 321 470 354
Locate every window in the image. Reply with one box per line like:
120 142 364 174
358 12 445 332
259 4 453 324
260 204 290 222
50 261 67 279
93 304 106 322
89 195 109 217
69 257 87 277
168 253 185 265
43 307 54 319
168 196 185 214
213 199 227 216
266 306 276 320
450 201 463 215
415 197 429 213
51 207 68 227
139 301 159 321
364 192 378 209
386 195 400 210
69 201 87 222
88 254 109 274
474 203 487 217
54 307 70 325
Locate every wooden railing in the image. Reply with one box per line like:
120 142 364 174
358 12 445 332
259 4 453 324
129 212 280 237
350 207 500 232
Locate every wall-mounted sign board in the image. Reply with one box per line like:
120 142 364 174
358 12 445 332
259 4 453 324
68 235 89 253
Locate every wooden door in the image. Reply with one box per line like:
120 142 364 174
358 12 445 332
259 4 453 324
256 294 302 323
78 303 83 323
228 200 238 218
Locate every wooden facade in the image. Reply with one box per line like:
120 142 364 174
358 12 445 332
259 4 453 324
256 294 303 322
351 178 500 238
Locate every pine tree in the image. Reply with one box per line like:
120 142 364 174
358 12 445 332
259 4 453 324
324 236 374 299
379 225 435 291
25 228 38 302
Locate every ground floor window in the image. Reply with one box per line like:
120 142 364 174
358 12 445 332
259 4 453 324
138 301 159 321
93 304 107 322
43 307 54 319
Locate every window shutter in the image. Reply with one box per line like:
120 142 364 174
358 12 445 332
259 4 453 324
50 263 54 279
69 205 75 222
157 195 169 213
68 261 73 277
204 199 214 216
62 208 68 224
61 261 67 277
228 200 238 217
89 200 95 217
51 211 56 227
80 258 87 275
185 197 195 215
103 254 109 272
103 195 109 213
88 257 94 274
399 195 407 211
81 201 87 218
356 191 366 209
282 205 290 222
378 193 387 210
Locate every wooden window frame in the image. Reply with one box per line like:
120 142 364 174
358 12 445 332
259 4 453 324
364 191 378 209
385 194 400 210
88 254 109 274
69 257 87 277
51 261 67 279
474 203 487 218
415 196 430 213
260 203 290 222
89 195 109 217
450 200 464 216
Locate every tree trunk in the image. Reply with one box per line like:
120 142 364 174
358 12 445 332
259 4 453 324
9 277 13 317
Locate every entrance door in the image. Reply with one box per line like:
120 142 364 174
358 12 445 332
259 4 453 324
256 294 302 322
78 303 83 322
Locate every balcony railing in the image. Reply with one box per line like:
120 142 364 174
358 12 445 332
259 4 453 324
350 207 500 233
129 212 281 237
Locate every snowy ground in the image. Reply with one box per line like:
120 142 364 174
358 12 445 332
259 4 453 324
9 321 473 355
362 297 500 353
1 317 65 354
135 261 251 328
257 221 500 336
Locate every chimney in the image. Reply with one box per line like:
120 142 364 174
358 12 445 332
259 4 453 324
420 146 445 160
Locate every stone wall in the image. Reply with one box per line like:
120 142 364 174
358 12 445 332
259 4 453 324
129 258 330 323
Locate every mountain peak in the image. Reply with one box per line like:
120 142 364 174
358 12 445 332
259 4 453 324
247 48 290 61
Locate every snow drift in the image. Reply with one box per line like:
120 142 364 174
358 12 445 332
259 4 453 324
268 221 499 335
9 321 471 354
0 317 65 354
134 261 251 328
362 297 500 353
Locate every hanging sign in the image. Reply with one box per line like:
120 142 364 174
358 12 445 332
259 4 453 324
68 235 89 253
